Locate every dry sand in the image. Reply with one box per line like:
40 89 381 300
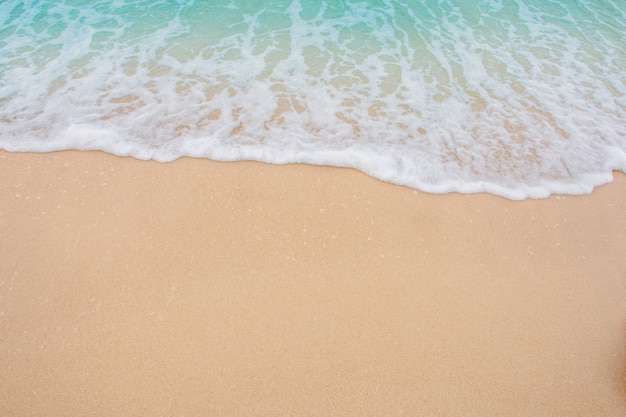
1 149 625 416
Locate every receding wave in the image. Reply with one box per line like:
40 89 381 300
1 0 625 199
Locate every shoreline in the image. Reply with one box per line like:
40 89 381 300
1 150 625 415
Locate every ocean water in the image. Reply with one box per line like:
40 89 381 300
1 0 625 199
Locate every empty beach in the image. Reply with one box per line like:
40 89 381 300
1 150 625 415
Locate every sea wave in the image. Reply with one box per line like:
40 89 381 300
1 0 625 199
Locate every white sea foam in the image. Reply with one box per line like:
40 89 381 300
0 0 625 199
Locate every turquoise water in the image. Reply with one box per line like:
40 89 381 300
1 0 625 198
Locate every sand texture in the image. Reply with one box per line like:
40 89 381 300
1 150 625 416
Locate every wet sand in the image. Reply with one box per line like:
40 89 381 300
1 150 625 416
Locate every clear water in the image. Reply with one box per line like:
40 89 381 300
1 0 625 199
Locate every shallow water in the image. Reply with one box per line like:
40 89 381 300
1 0 625 198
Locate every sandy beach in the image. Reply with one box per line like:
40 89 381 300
0 149 625 416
